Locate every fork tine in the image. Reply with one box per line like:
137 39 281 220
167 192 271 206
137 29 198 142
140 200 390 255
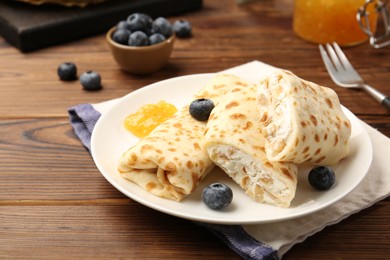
331 42 363 80
332 43 355 72
325 43 345 72
319 44 340 83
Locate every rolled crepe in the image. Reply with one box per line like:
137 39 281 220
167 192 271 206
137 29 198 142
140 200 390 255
203 81 298 208
118 74 252 201
257 70 351 165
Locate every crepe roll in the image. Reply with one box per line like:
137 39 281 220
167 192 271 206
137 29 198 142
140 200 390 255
203 81 298 208
257 70 351 165
118 74 252 201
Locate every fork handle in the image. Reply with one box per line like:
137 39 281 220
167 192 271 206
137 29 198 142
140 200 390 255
362 84 390 110
382 97 390 110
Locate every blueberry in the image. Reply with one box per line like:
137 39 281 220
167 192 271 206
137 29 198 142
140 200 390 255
202 183 233 210
80 71 101 91
112 29 131 45
127 13 153 33
57 62 77 81
116 20 130 31
153 17 172 38
308 166 336 190
128 31 150 46
173 19 192 38
189 98 215 121
149 33 166 45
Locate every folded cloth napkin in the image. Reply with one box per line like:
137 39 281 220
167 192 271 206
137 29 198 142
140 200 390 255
68 61 390 260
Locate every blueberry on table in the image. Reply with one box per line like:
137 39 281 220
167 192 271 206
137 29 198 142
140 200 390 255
80 71 101 91
189 98 215 121
112 29 131 45
153 17 173 38
57 62 77 81
128 31 150 46
308 166 336 190
149 33 166 45
202 183 233 210
127 13 153 33
172 19 192 38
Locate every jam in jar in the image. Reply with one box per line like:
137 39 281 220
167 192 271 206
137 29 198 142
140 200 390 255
293 0 378 46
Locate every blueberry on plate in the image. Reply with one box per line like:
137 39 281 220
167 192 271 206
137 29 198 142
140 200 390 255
127 13 153 33
189 98 215 121
308 166 336 190
112 29 131 45
149 33 166 45
202 183 233 210
172 19 192 38
153 17 172 38
128 31 150 46
80 71 101 91
57 62 77 81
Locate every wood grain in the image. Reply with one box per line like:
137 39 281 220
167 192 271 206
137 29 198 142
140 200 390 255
0 0 389 259
0 206 240 259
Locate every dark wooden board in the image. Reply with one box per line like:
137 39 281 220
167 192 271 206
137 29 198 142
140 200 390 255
0 0 203 52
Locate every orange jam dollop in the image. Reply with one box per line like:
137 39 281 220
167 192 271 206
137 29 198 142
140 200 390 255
124 100 178 138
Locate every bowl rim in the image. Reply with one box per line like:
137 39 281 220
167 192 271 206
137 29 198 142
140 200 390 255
106 26 175 51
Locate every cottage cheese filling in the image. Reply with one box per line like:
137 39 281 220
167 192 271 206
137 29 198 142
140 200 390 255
208 144 290 204
265 96 292 157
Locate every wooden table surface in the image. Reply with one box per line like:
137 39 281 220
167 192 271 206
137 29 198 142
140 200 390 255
1 0 389 259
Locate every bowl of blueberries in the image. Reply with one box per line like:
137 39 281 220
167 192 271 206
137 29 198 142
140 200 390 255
107 13 191 75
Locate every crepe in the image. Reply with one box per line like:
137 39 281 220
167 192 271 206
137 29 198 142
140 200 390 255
118 74 252 201
203 80 298 208
257 70 351 165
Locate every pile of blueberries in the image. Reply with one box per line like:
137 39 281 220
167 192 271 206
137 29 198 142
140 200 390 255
112 13 192 46
57 13 192 90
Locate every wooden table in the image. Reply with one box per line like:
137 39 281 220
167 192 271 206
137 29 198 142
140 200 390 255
1 0 389 259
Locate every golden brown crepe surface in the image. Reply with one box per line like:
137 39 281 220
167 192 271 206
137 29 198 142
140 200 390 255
203 80 298 207
118 74 252 201
257 70 351 165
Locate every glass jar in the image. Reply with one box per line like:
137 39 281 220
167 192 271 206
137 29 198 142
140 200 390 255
293 0 378 46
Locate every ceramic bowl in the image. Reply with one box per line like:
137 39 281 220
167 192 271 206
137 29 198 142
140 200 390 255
106 27 175 75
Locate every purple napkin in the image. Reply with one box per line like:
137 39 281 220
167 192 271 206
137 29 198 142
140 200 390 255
68 103 278 260
68 104 101 152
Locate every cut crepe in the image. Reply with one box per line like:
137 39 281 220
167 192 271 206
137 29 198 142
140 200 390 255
203 80 298 208
257 70 351 165
118 74 252 201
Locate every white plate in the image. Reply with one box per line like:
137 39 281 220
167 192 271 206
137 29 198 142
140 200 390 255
91 74 373 225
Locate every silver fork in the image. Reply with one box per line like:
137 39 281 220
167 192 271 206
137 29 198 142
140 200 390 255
319 42 390 110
